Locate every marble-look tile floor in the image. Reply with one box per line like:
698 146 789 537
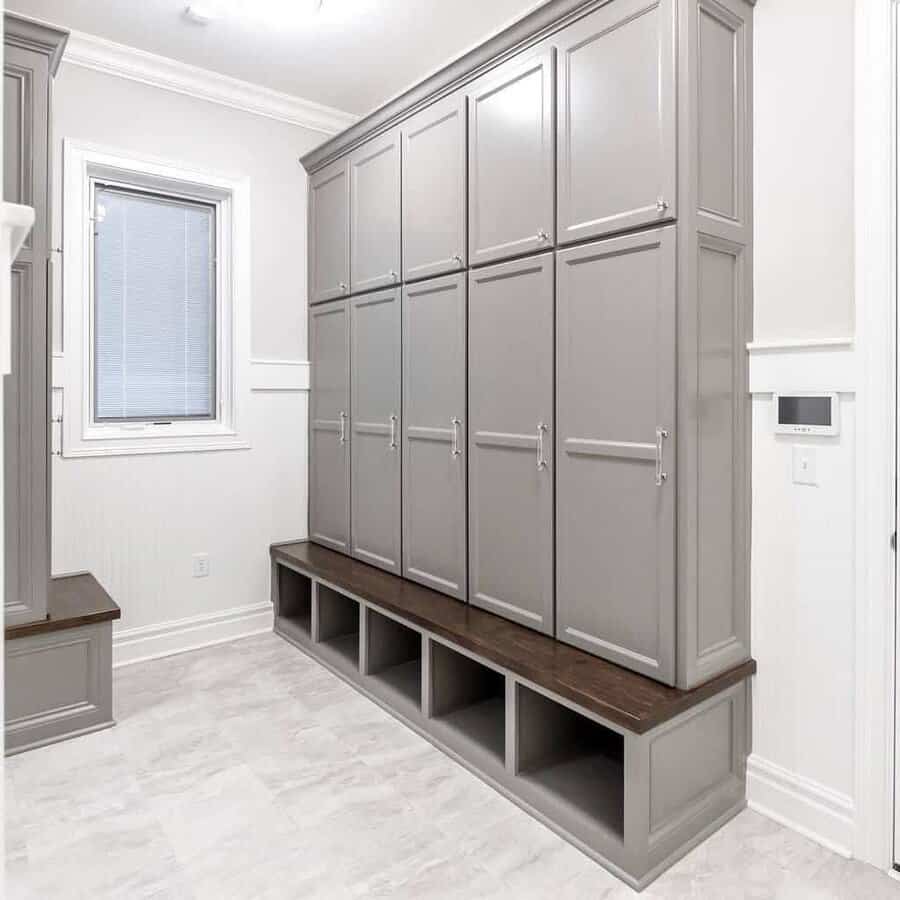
5 632 900 899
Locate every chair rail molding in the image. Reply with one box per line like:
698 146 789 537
53 25 358 134
853 0 896 871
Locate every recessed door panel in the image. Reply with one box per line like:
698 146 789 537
468 253 554 633
309 299 350 553
402 93 467 281
402 274 467 599
351 130 401 294
557 0 676 243
309 158 350 304
469 49 555 266
556 228 676 683
351 288 401 573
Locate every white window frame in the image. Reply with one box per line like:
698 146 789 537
62 140 250 456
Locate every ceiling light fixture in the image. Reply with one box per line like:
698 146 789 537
183 0 329 27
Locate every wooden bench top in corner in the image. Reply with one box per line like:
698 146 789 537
271 540 756 735
5 573 121 641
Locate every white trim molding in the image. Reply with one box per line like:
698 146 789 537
747 337 856 395
853 0 897 871
59 28 358 135
747 755 856 859
112 601 273 667
250 359 311 392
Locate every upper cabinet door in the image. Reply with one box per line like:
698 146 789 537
350 288 402 575
556 0 676 244
555 228 677 684
350 130 401 294
468 49 555 267
309 299 351 554
402 93 467 282
309 158 350 304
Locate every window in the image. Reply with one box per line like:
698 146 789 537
62 142 250 456
93 185 217 423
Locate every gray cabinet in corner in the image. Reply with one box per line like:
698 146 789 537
4 15 67 629
556 0 677 244
402 273 467 600
309 299 351 554
350 129 401 294
556 228 677 683
468 48 555 266
468 253 554 633
402 93 467 282
350 288 401 574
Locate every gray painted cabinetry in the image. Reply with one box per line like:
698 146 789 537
309 299 351 553
350 288 401 573
468 254 554 633
468 48 555 266
350 129 401 293
304 0 753 692
402 274 467 600
309 158 350 303
401 94 467 281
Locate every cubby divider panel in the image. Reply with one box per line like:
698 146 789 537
516 684 625 842
316 584 361 669
429 641 506 764
276 565 313 640
365 608 423 711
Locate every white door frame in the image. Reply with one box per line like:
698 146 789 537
855 0 897 872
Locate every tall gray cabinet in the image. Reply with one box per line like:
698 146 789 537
3 15 66 628
303 0 753 691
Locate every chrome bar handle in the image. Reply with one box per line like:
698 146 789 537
451 417 462 457
389 414 397 449
339 411 347 445
655 426 669 486
537 422 548 470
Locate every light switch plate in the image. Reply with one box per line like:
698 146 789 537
792 445 817 486
192 553 210 577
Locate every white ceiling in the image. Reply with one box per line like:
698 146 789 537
8 0 550 116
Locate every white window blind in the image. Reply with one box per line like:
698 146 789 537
93 185 216 421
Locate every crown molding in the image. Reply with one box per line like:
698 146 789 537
4 12 69 75
60 28 358 136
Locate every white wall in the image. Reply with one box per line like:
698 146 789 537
48 61 323 662
749 0 859 857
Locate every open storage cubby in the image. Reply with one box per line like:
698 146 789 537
365 609 422 711
315 584 360 670
429 640 506 765
516 684 625 842
276 566 313 640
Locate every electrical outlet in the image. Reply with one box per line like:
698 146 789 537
192 553 210 578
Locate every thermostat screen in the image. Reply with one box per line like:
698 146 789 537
778 395 831 427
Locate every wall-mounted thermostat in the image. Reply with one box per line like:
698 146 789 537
773 393 839 436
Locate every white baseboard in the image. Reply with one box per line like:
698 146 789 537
746 754 856 858
112 602 273 668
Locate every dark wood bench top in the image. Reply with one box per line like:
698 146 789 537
6 572 120 641
271 541 755 734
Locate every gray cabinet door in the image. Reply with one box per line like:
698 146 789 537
468 253 553 633
350 129 401 294
402 273 467 599
309 157 350 304
309 299 351 554
402 93 467 282
556 0 676 244
468 48 555 267
4 44 50 628
350 288 401 574
556 227 676 684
